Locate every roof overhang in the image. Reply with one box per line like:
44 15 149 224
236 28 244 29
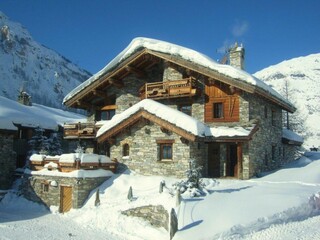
63 38 295 113
96 109 200 143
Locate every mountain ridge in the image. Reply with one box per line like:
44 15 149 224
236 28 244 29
254 53 320 147
0 11 91 109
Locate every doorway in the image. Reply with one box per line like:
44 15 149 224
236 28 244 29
208 143 220 177
226 144 238 177
60 186 72 213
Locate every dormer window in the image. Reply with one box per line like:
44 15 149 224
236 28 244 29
96 105 117 121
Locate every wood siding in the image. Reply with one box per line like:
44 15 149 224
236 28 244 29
205 81 240 123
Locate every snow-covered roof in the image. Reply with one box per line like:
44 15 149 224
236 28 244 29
96 99 207 138
0 96 86 131
24 168 113 178
207 125 256 138
97 99 257 141
282 128 304 144
63 37 294 111
31 153 113 164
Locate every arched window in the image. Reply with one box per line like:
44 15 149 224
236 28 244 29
123 143 130 157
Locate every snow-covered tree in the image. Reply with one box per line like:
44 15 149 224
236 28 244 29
172 159 204 197
48 133 62 156
28 126 50 155
281 79 308 137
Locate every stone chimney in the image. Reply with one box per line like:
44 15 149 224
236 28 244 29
229 43 245 70
18 90 32 106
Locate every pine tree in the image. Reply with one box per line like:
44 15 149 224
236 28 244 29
281 79 309 138
28 126 49 155
48 133 62 156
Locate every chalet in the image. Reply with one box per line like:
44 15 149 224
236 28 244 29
63 37 302 179
0 94 86 189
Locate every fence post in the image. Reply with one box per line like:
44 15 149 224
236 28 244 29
169 208 178 240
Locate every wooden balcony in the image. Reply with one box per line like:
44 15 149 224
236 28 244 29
63 122 99 139
139 77 198 100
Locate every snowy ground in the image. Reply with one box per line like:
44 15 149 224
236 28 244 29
1 152 320 240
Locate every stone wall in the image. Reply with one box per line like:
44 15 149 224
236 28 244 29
122 205 169 230
111 120 204 178
242 92 284 177
0 133 16 189
21 173 109 210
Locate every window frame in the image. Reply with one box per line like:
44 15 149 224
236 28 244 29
213 102 224 119
122 143 130 157
156 139 175 161
271 109 276 126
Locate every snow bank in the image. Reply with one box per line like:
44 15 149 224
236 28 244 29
1 152 320 240
63 37 293 110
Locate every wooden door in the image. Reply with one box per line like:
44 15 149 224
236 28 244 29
60 186 72 213
208 143 220 177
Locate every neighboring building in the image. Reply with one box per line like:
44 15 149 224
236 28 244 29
0 95 86 189
62 37 302 179
22 153 116 213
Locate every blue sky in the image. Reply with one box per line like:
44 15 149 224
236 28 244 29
0 0 319 74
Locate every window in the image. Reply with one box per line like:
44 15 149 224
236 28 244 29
100 109 115 120
41 183 49 193
123 143 130 157
264 106 268 118
264 151 268 166
272 145 276 161
96 104 117 121
157 139 174 161
271 110 276 126
179 104 192 116
160 144 172 159
213 102 224 118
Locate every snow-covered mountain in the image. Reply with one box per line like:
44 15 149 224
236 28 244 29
254 53 320 148
0 11 91 109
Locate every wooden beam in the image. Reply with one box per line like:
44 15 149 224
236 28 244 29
76 100 92 110
93 90 108 99
109 78 124 88
126 66 146 78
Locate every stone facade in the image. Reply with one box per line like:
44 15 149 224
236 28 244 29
111 120 205 178
0 132 16 189
122 205 169 230
244 92 284 177
21 173 109 210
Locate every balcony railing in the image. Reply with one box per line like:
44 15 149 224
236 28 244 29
139 77 198 100
63 122 99 139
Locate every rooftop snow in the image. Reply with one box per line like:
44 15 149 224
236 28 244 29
63 37 294 110
97 99 256 140
283 128 304 143
0 96 86 130
207 125 255 138
96 99 207 138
